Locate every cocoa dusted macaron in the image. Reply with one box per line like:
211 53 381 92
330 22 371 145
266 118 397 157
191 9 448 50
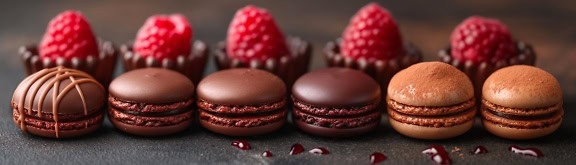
292 68 382 137
197 69 287 136
481 65 563 140
108 68 195 136
11 67 106 138
387 62 476 139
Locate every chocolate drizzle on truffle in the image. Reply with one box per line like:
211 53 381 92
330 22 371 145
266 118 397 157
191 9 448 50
12 66 104 138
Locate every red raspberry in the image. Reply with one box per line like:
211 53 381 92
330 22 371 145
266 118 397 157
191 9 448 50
450 16 517 64
39 11 99 60
134 14 192 61
341 3 404 62
226 5 289 62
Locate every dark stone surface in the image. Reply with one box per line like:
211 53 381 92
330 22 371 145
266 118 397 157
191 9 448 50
1 0 575 164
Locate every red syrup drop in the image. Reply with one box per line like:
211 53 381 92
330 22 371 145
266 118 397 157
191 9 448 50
289 143 305 155
471 146 488 155
262 150 273 157
508 145 543 158
370 152 387 164
309 147 329 155
231 140 251 150
422 145 452 165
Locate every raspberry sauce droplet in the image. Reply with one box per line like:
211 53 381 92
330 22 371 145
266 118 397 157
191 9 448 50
508 145 543 158
262 150 273 157
422 145 452 165
289 143 305 155
309 147 329 155
370 152 387 164
471 146 488 155
231 140 251 150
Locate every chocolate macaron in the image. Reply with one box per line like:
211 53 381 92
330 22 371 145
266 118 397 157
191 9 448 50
197 69 287 136
481 65 563 140
292 68 382 137
11 67 106 138
108 68 195 136
387 62 476 139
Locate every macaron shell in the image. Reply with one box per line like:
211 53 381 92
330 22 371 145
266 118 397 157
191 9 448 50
483 65 562 109
110 117 192 136
13 110 104 138
200 119 285 136
197 69 286 105
294 119 379 137
109 68 195 104
388 106 476 127
388 62 474 107
480 107 563 129
292 68 381 107
12 68 106 114
482 119 561 140
22 122 102 138
389 118 474 140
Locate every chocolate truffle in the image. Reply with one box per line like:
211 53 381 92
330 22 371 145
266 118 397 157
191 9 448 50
108 68 195 136
324 3 422 96
292 68 382 137
197 69 287 136
387 62 476 139
481 65 563 140
11 67 106 138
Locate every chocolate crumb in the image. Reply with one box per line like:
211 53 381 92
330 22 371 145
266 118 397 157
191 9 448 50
452 147 462 153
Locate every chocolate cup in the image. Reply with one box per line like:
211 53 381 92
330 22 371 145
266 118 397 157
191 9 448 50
324 39 422 96
214 37 312 88
121 40 208 85
438 42 536 100
19 41 118 87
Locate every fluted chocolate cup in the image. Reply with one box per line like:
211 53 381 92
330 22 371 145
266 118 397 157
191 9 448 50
438 41 536 100
121 40 208 85
324 39 422 96
214 37 312 88
19 41 117 87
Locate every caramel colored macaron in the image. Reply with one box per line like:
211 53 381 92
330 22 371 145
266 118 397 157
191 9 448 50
197 69 287 136
387 62 476 139
481 65 563 140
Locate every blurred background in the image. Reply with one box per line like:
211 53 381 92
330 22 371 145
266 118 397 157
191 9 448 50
0 0 575 100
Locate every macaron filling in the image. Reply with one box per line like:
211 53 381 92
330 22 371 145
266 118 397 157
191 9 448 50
292 97 381 129
197 98 286 114
108 96 194 127
481 99 563 129
13 109 103 130
198 98 287 127
387 98 476 127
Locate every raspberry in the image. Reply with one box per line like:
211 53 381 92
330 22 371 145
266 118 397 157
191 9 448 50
226 5 289 62
39 11 99 60
134 14 192 61
341 3 404 62
450 16 517 64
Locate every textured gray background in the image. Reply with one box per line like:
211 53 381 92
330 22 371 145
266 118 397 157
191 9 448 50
1 0 575 164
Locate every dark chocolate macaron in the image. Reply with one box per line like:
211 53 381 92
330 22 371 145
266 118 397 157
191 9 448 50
481 65 563 140
387 62 476 139
108 68 195 136
197 69 287 136
292 68 382 137
11 66 106 138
